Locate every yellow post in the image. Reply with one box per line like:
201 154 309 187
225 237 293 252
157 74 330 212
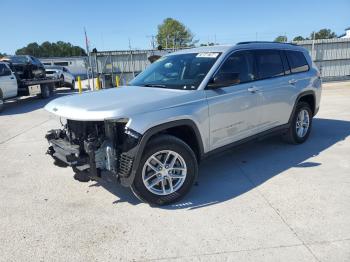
78 76 82 94
115 75 120 87
96 76 100 90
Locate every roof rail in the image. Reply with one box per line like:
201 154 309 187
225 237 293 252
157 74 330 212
236 41 297 46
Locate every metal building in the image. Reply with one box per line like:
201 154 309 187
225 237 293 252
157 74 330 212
294 38 350 81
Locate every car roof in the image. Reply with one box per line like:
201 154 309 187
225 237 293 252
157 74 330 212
170 42 307 56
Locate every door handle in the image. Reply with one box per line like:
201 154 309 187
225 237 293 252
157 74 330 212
247 86 259 93
289 79 297 85
10 77 15 79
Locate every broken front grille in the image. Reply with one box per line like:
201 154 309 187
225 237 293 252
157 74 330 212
118 153 134 178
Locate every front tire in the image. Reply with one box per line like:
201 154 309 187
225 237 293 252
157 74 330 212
131 135 198 205
283 102 313 144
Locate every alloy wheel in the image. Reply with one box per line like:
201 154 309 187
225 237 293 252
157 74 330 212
142 150 187 196
296 109 310 138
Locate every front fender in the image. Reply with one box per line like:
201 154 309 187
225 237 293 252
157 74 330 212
119 101 209 187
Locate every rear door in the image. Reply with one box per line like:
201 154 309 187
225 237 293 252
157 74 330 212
252 49 295 130
205 50 262 150
285 50 311 91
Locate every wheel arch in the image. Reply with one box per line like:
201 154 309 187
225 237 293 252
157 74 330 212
288 91 316 124
120 119 204 187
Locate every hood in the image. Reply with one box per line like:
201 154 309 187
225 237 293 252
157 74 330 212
45 86 205 121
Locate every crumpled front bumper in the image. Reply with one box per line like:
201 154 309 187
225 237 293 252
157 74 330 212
45 127 141 186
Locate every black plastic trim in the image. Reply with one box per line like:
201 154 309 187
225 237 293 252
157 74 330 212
288 90 316 123
202 124 290 159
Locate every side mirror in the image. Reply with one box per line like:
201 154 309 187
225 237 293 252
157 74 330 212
207 72 240 89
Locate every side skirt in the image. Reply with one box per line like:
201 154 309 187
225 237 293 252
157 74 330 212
202 124 290 160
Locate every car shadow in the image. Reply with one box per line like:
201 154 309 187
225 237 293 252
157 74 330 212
85 118 350 209
0 88 87 116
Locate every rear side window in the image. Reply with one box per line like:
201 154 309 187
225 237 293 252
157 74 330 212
285 51 309 73
216 51 256 85
255 50 284 79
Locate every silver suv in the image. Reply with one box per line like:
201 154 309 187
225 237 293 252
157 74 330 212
45 42 322 205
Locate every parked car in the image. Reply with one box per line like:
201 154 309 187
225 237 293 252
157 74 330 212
1 55 46 80
45 66 75 90
44 42 322 205
0 62 18 111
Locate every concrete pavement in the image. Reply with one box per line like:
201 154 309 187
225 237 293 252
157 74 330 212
0 83 349 261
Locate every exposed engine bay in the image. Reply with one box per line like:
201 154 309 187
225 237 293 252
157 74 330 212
45 119 141 183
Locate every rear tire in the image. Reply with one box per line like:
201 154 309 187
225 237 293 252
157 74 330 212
60 75 64 87
40 84 52 99
0 92 4 113
283 102 313 144
70 80 75 90
131 135 198 205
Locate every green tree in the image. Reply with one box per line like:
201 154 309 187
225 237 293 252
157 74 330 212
274 35 288 43
311 29 337 40
293 36 305 41
156 18 194 48
15 41 87 57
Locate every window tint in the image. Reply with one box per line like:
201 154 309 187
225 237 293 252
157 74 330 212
216 51 256 85
280 51 291 75
256 50 284 79
286 50 309 73
255 50 284 79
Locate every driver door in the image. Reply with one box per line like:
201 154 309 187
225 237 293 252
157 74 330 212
205 50 262 150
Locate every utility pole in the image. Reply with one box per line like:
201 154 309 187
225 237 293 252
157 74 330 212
146 35 156 49
84 27 93 90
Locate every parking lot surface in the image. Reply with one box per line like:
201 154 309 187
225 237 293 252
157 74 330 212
0 84 349 261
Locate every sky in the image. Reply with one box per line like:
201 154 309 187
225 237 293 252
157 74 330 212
0 0 349 54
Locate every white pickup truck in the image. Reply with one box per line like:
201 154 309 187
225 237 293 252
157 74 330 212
0 61 58 112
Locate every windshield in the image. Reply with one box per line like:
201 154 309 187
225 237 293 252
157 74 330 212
130 52 221 90
10 56 29 64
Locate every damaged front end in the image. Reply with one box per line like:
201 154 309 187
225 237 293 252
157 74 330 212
45 119 141 186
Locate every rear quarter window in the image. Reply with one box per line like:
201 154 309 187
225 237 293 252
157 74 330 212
286 50 309 73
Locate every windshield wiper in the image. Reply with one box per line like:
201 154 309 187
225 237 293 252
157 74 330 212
143 84 167 88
